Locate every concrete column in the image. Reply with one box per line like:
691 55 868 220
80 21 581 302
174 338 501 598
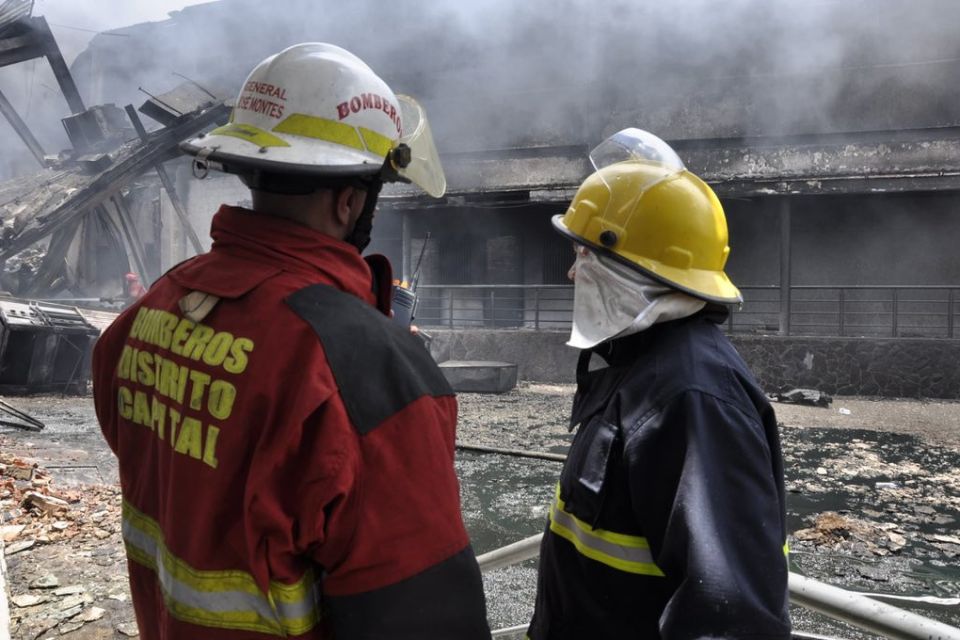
779 198 793 336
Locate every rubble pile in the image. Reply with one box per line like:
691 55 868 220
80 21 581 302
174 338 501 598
0 247 45 295
782 434 960 559
792 511 910 556
1 451 135 638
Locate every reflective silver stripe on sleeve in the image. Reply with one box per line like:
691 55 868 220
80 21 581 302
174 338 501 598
549 496 665 576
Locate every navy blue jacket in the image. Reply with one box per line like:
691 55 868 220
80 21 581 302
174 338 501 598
528 307 791 639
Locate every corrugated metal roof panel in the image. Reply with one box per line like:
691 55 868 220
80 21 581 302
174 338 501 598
0 0 32 36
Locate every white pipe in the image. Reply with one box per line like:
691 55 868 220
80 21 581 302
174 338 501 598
491 623 529 638
476 533 542 573
789 572 960 640
477 534 960 640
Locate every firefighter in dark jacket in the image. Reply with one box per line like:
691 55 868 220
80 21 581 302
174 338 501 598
92 43 489 639
527 129 791 639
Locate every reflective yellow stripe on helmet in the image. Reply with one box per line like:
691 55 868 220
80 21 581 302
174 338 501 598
207 123 290 148
548 485 665 576
357 126 394 157
122 501 320 636
273 114 394 157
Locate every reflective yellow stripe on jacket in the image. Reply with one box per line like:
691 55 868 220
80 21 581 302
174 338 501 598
548 485 665 577
122 501 320 636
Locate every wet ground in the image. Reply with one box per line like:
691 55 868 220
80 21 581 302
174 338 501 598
2 388 960 638
458 384 960 638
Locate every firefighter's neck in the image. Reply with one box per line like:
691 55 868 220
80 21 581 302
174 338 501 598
251 187 362 240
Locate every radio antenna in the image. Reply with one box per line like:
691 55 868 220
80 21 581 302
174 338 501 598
410 232 431 290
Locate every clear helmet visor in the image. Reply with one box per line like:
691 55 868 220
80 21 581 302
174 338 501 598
589 128 685 192
396 95 446 197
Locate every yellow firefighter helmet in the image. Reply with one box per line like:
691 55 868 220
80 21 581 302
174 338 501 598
553 128 741 304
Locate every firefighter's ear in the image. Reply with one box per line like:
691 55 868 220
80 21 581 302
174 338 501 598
334 186 361 227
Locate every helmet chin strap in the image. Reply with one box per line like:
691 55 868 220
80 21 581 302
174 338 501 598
343 178 383 252
344 149 403 251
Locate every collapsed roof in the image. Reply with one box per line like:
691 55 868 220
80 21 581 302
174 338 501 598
0 95 227 262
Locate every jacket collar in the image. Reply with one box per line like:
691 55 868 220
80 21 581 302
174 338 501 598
570 305 729 430
173 205 375 303
590 304 729 367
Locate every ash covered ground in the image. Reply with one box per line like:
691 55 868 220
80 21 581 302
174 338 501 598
2 388 959 638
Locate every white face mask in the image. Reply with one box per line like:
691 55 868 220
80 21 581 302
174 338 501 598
567 249 706 349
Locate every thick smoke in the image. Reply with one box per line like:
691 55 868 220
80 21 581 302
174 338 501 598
0 0 210 178
2 0 960 179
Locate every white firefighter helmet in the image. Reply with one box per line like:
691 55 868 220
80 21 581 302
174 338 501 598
181 42 445 197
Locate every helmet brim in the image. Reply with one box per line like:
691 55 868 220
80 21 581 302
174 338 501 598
551 214 743 305
180 136 383 180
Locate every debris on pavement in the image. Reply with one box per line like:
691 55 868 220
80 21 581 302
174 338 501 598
0 448 133 637
1 387 959 635
0 398 45 432
792 511 910 556
772 387 833 408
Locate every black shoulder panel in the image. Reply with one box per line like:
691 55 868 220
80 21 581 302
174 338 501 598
286 284 452 434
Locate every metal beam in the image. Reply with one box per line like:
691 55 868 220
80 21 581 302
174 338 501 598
0 85 45 166
25 216 82 295
0 32 35 54
0 44 43 67
125 104 204 254
710 173 960 197
28 17 84 114
107 197 150 285
0 18 84 114
150 195 163 277
153 164 204 254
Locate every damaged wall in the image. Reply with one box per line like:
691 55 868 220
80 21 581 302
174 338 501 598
427 329 960 399
789 192 960 286
391 190 960 293
722 192 960 288
734 335 960 399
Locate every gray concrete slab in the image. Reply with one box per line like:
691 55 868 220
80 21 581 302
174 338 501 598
439 360 518 394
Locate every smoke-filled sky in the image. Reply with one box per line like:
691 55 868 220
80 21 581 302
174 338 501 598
2 0 960 180
0 1 210 174
35 0 210 62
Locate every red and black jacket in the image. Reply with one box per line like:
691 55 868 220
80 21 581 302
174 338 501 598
93 205 490 639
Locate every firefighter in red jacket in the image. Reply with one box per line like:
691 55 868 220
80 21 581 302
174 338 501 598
92 43 489 639
526 130 791 639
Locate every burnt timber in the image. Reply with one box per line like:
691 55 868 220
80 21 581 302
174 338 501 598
0 100 229 264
